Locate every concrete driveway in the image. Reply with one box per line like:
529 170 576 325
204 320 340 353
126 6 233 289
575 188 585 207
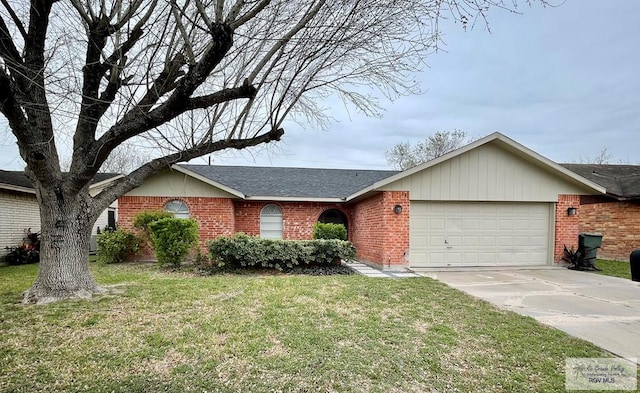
421 268 640 363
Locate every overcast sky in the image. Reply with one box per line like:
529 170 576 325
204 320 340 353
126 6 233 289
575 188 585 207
1 0 638 171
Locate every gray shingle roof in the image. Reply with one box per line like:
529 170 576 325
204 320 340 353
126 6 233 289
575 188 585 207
0 170 121 191
179 165 399 199
561 164 640 199
0 170 33 189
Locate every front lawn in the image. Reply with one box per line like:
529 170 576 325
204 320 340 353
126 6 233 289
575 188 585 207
595 259 632 280
0 263 610 392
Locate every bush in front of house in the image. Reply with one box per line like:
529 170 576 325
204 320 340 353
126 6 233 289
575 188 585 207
133 210 174 240
313 222 347 240
96 229 140 264
148 218 199 268
207 233 356 271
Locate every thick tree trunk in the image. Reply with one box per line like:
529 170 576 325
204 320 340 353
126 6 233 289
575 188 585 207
22 188 103 304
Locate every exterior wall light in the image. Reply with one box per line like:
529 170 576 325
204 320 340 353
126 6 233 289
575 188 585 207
567 207 578 216
393 204 403 214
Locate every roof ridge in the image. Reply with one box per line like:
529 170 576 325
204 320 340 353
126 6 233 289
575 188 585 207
179 163 399 173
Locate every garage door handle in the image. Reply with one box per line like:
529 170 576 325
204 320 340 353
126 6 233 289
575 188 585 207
444 240 448 244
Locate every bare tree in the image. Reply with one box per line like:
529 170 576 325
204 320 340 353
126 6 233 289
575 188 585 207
386 130 473 170
61 142 151 173
0 1 544 303
576 147 613 165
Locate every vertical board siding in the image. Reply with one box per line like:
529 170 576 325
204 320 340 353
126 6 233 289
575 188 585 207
382 143 591 201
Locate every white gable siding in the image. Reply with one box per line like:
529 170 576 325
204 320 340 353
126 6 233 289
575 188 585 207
381 143 593 202
125 170 236 198
0 190 40 255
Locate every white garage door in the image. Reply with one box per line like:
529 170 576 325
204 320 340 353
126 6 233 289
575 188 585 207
409 202 551 268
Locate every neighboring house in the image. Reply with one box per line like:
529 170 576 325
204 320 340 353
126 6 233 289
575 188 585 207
119 133 605 270
561 164 640 261
0 171 121 257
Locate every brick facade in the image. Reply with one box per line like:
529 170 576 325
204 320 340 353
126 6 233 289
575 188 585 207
350 191 409 269
119 191 583 267
578 197 640 261
118 196 235 250
554 194 580 263
234 201 350 240
118 196 352 246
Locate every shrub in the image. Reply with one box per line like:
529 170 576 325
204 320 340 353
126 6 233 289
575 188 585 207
313 222 347 240
133 210 174 239
96 229 140 264
148 218 199 268
207 233 356 271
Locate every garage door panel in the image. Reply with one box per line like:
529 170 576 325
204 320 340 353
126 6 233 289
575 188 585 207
514 219 530 230
429 218 445 230
497 236 514 247
428 235 445 247
410 202 551 268
464 219 481 230
498 219 514 230
465 236 480 246
530 220 547 230
481 219 497 230
463 251 480 262
479 253 496 264
429 252 445 262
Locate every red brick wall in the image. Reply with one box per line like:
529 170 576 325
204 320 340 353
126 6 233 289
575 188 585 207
118 196 235 249
381 191 410 267
350 194 385 264
554 194 580 263
234 201 351 240
350 191 409 268
578 199 640 261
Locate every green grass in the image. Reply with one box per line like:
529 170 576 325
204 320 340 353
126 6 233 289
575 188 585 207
595 259 632 279
0 263 613 392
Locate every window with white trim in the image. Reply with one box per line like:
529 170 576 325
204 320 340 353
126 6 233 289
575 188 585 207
164 200 190 219
260 204 283 239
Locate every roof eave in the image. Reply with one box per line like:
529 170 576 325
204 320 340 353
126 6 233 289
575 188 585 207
245 196 346 203
89 174 125 190
0 183 36 194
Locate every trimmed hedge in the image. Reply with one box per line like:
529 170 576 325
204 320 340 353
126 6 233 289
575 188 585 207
313 222 347 240
207 233 356 271
148 218 199 268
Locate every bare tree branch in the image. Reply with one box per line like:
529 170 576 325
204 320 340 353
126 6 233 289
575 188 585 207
92 127 284 212
0 0 26 40
386 130 475 170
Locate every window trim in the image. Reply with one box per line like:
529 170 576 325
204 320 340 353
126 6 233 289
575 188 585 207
164 199 190 219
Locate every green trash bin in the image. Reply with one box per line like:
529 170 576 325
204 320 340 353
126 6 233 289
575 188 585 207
579 232 603 266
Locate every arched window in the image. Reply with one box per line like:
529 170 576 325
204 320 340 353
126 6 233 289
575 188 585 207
260 204 283 239
164 200 190 219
